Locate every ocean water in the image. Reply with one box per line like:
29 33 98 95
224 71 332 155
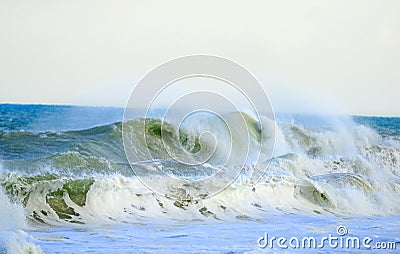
0 104 399 253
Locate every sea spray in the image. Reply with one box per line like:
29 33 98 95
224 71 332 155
0 186 43 254
0 107 399 225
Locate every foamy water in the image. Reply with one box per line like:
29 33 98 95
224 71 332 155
0 104 399 253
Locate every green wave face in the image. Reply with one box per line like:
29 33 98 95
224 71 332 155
46 179 94 220
1 174 95 223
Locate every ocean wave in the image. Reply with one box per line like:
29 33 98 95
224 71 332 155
1 165 399 227
0 113 400 226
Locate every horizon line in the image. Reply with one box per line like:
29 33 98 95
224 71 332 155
1 102 399 118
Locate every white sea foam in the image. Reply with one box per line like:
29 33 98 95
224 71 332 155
1 114 400 226
0 187 43 254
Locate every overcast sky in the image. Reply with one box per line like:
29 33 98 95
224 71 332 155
0 0 399 115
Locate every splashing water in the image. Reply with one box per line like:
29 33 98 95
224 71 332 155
0 104 399 252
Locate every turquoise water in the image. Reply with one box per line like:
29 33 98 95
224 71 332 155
0 104 399 253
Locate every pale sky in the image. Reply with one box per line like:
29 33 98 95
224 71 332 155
0 0 399 115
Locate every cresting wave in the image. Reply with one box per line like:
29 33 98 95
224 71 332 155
0 113 400 229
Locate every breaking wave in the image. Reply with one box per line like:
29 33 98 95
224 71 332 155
0 113 400 228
